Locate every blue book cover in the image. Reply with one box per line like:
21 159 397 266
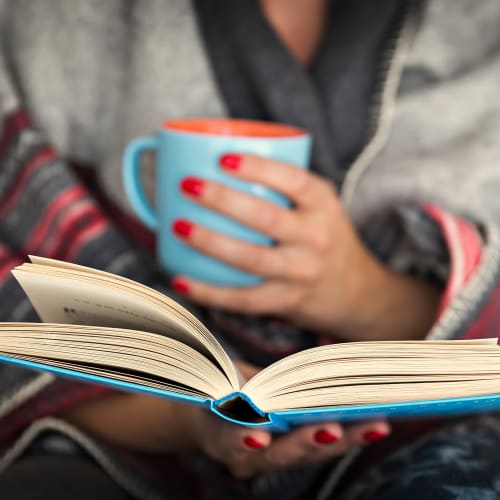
0 256 499 431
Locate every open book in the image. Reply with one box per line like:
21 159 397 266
0 256 500 430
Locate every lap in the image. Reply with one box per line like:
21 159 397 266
335 415 500 500
4 416 500 500
0 455 130 500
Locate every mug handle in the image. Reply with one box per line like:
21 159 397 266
123 136 158 230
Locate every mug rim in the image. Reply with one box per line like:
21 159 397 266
162 118 307 138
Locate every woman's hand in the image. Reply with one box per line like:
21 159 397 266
172 153 440 340
62 361 389 478
65 389 389 480
188 405 389 479
186 359 390 479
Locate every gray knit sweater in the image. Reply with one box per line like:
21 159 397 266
0 1 500 499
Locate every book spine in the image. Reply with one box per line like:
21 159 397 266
212 392 290 431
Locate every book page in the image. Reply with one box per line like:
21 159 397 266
12 259 240 390
0 323 234 399
243 339 500 412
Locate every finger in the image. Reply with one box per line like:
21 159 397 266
219 426 272 479
219 153 336 210
245 422 344 475
341 420 391 446
304 420 390 461
200 412 272 464
226 420 389 478
172 218 288 279
172 219 322 283
171 275 302 315
246 419 390 475
180 177 302 243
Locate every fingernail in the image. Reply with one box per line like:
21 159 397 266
171 279 190 295
181 177 205 197
314 429 338 445
220 153 241 170
172 219 193 238
244 436 264 449
363 430 387 442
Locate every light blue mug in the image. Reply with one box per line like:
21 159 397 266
123 118 311 286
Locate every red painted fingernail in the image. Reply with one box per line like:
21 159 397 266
220 153 241 170
180 177 205 197
171 279 190 295
363 430 387 442
244 436 264 449
172 219 193 238
314 429 338 445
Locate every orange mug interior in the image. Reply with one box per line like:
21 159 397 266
162 118 306 138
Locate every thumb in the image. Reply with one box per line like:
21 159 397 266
236 360 261 381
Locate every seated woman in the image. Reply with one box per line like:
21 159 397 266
0 0 499 499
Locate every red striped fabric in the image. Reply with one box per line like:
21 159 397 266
0 110 31 158
0 109 116 441
0 380 113 445
0 146 57 217
0 244 24 282
24 185 87 253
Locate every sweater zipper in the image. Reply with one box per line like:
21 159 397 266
340 0 418 209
